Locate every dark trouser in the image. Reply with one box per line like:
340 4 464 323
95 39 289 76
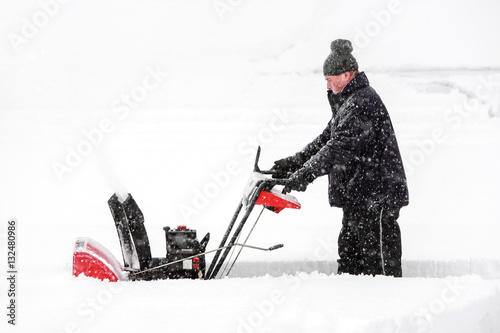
337 207 402 277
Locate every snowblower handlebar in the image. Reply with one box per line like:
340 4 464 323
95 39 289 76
205 147 301 280
253 145 292 180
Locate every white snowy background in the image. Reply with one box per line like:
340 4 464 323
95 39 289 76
1 0 500 332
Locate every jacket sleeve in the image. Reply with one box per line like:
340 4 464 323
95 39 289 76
296 123 331 162
304 102 377 177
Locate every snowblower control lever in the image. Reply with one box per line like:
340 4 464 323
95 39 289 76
268 244 284 251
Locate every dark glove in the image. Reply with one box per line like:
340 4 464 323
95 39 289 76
283 167 316 194
270 153 306 179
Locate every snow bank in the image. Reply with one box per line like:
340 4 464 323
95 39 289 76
228 259 500 280
20 273 500 333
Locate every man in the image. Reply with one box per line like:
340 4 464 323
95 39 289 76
272 39 409 277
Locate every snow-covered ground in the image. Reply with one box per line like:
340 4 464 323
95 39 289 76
1 0 500 332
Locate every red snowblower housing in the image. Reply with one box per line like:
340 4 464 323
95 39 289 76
73 237 125 282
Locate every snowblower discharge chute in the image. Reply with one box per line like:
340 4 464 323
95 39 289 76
73 147 300 281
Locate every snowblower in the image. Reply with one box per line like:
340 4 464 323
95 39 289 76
72 147 301 282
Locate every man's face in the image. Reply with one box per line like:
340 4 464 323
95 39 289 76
325 72 352 94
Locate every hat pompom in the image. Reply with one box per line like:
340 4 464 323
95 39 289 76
330 39 353 54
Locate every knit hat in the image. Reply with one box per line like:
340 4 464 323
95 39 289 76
323 39 358 76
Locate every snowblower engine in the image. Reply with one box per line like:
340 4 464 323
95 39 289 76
163 225 208 279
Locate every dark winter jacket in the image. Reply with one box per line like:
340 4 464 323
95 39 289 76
302 72 409 208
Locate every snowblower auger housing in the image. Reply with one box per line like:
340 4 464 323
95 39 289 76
72 147 300 282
